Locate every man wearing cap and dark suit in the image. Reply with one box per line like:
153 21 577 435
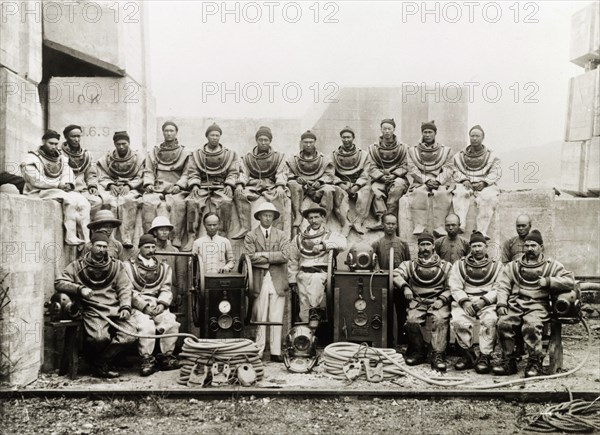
21 130 92 245
97 131 145 248
452 125 501 238
493 229 574 377
244 202 290 362
393 230 453 372
61 124 102 216
364 118 410 231
288 206 347 323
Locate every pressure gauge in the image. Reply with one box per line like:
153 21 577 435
218 300 231 314
354 298 367 311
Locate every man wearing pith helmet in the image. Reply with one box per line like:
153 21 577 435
149 215 187 311
244 202 290 362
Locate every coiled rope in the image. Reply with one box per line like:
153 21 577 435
524 393 600 432
177 338 264 385
322 342 469 386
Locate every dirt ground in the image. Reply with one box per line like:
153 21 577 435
1 318 599 434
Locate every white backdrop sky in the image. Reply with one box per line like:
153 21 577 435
147 1 587 152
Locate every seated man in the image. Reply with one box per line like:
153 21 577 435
332 126 372 235
364 119 410 231
185 123 240 240
493 230 574 377
149 216 187 310
97 131 145 248
191 212 235 273
448 231 502 374
54 233 137 378
244 202 290 362
406 121 454 236
234 126 288 239
393 231 452 371
286 131 349 237
142 121 190 247
61 124 102 216
20 129 91 245
126 234 181 376
452 125 501 238
288 206 347 323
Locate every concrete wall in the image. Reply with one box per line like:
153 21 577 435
0 67 44 174
0 193 75 387
304 86 468 157
155 117 302 157
47 76 155 162
0 0 43 84
42 0 149 86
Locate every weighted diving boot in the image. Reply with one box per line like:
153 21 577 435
474 353 492 374
454 347 476 371
492 354 518 376
431 352 447 372
140 354 157 376
524 355 543 378
404 324 428 366
157 352 180 371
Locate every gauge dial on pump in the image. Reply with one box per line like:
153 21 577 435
218 300 231 314
354 298 367 311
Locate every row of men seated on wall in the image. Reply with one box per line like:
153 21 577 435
20 119 500 248
55 200 572 381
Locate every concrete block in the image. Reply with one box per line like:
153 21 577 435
42 0 148 85
565 68 599 141
554 197 600 277
401 84 469 154
0 1 43 84
561 137 600 197
570 2 600 68
0 194 74 387
0 67 44 174
47 77 154 162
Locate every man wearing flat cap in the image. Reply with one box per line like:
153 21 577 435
493 230 574 377
234 126 289 240
331 126 372 235
126 234 181 376
142 121 191 247
288 206 347 323
61 124 102 215
452 125 501 237
244 202 290 362
406 121 455 236
20 130 92 245
286 130 347 237
184 122 240 240
97 131 145 248
393 230 453 372
362 119 410 231
448 230 503 374
55 232 138 378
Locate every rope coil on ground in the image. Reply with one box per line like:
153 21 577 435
177 338 264 386
524 394 600 432
322 342 469 386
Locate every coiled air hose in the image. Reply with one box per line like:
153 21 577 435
177 338 265 385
